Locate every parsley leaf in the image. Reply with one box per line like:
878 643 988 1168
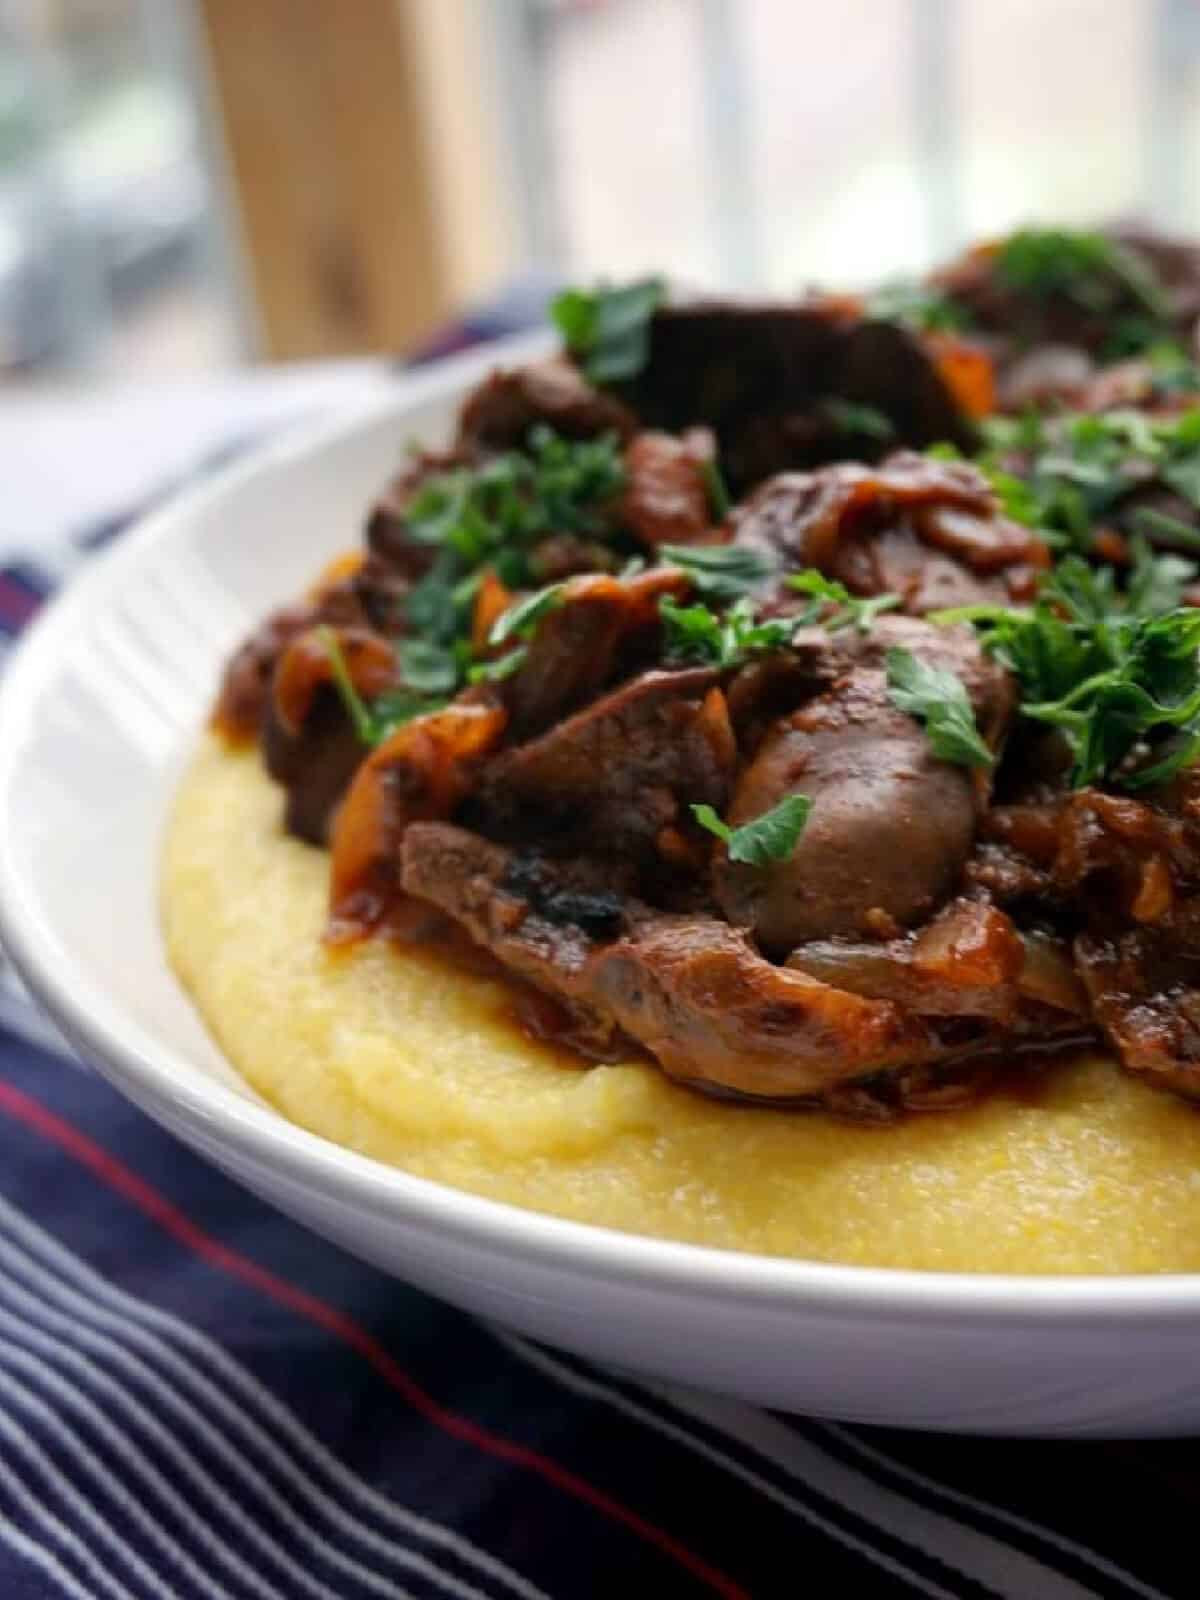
405 554 463 643
488 582 565 646
1145 340 1200 397
1131 507 1200 553
385 426 628 703
993 229 1169 325
396 638 459 695
1125 537 1198 614
318 627 444 746
659 595 792 668
977 406 1200 555
886 648 994 769
405 427 626 583
368 686 450 732
659 571 902 668
551 277 666 384
692 795 813 866
522 425 628 534
468 646 528 684
318 626 378 744
1020 619 1200 791
658 599 728 663
787 570 901 632
1162 452 1200 509
936 549 1200 789
657 542 777 600
322 428 631 736
821 398 896 441
701 457 731 520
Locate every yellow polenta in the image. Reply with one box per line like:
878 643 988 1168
163 737 1200 1273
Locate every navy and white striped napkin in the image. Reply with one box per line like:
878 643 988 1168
0 379 1191 1599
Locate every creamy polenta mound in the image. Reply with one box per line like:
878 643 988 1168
162 737 1200 1274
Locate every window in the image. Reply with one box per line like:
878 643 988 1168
0 0 235 381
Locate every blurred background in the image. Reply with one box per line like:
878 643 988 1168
1 0 1199 388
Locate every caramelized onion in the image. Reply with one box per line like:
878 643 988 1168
924 333 995 419
327 699 507 943
913 504 1051 575
471 571 514 654
1015 931 1091 1017
273 627 397 738
787 902 1086 1023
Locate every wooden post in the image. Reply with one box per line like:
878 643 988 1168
196 0 516 359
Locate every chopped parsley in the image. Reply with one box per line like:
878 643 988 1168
660 595 792 668
468 646 528 684
993 229 1169 328
820 398 896 441
661 569 901 665
935 546 1200 789
488 582 566 647
318 627 446 746
656 542 777 601
1130 506 1200 553
787 571 901 632
395 638 460 695
886 648 994 769
1125 541 1199 614
406 424 626 570
692 795 813 865
1144 340 1200 397
322 428 635 742
384 426 628 709
551 277 666 384
702 457 732 520
978 406 1200 552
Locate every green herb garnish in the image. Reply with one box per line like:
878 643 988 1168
885 648 994 769
702 457 731 520
1145 341 1200 396
977 406 1200 553
693 794 813 865
692 795 813 865
659 595 793 668
821 399 896 441
318 627 445 746
323 427 633 738
386 426 628 706
488 582 566 647
659 569 900 667
396 638 459 695
656 542 777 600
787 571 901 632
1125 539 1199 614
406 425 626 570
468 646 528 684
1130 507 1200 553
993 229 1169 325
551 277 666 384
935 546 1200 789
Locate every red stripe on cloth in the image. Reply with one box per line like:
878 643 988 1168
0 571 43 629
0 1080 749 1600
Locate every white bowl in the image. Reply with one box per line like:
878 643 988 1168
4 333 1200 1438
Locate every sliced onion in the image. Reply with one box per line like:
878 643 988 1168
1015 931 1090 1016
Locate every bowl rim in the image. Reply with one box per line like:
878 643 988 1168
4 335 1200 1325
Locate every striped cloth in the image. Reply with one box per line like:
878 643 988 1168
0 385 1192 1600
